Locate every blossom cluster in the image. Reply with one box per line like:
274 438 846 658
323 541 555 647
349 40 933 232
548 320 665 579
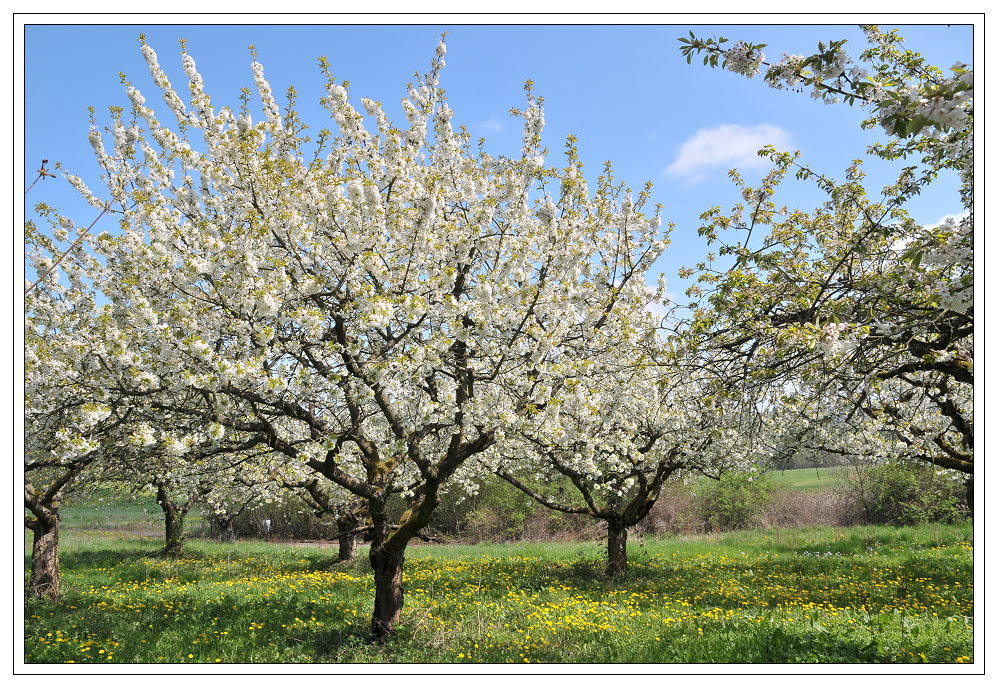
815 322 860 359
876 65 973 133
722 42 765 78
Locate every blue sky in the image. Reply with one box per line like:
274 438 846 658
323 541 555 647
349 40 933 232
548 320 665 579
22 21 974 301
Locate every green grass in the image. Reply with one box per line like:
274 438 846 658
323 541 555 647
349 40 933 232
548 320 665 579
24 524 973 665
767 467 855 491
58 488 207 533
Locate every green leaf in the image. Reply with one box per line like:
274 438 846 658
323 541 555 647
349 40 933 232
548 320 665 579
907 114 929 136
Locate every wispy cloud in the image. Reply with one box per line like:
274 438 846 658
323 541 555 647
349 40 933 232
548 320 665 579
477 118 504 134
894 211 970 251
644 271 682 325
646 299 671 324
664 124 793 183
927 211 969 228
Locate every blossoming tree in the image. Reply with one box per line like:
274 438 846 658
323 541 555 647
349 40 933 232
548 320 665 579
677 26 973 502
489 324 760 576
262 469 372 560
24 219 131 599
112 405 283 555
65 36 668 639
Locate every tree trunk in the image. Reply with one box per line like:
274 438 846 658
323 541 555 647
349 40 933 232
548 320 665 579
157 485 189 556
606 522 629 577
369 544 405 641
336 513 360 561
163 507 187 556
213 518 236 542
966 474 974 517
28 515 61 600
338 531 357 562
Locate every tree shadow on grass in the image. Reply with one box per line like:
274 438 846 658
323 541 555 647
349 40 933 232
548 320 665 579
285 623 374 659
684 623 891 663
57 547 153 571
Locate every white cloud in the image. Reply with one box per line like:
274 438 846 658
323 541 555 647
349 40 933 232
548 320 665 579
926 211 969 229
646 299 670 324
644 272 683 325
477 118 504 134
664 123 793 182
893 212 969 252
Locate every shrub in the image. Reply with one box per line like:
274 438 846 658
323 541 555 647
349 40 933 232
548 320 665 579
643 487 698 534
693 471 773 532
456 476 602 542
856 461 968 525
757 489 865 528
463 477 541 542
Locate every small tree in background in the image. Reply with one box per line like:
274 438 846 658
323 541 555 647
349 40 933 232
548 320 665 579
492 339 764 576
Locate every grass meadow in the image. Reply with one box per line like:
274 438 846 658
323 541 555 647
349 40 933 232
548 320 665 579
766 467 854 491
56 489 207 533
24 523 973 665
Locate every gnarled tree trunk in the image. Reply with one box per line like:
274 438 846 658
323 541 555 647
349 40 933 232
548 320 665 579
211 516 236 542
367 503 406 641
27 510 61 600
369 544 405 641
25 479 75 601
338 530 357 562
163 506 187 556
